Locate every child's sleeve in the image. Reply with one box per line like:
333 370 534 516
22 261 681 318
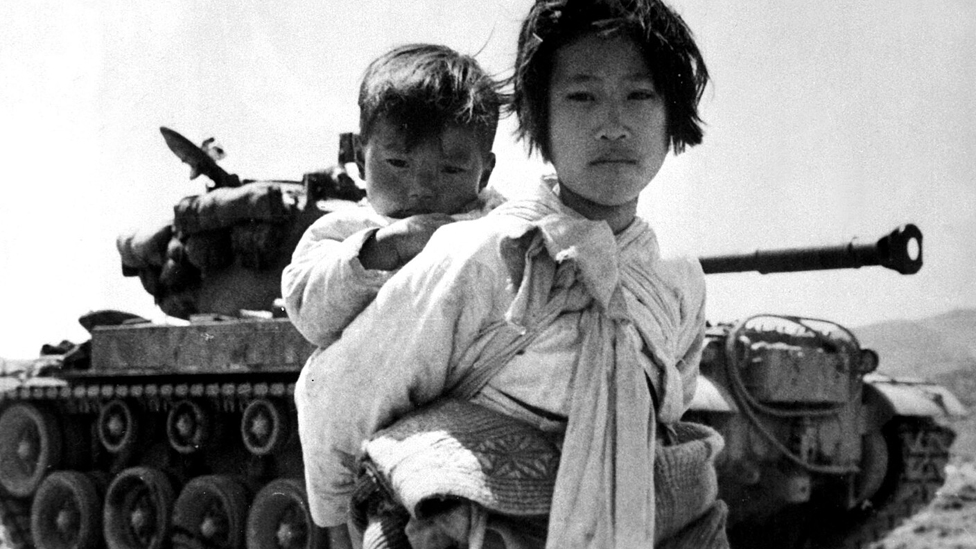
281 215 395 347
294 222 507 527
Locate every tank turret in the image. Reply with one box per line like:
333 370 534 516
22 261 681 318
700 224 923 275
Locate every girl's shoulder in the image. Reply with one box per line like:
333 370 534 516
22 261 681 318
656 254 706 284
653 254 707 312
622 219 706 307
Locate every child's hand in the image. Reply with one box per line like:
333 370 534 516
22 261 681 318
360 213 455 271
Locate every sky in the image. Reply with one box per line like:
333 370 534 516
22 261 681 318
1 1 974 359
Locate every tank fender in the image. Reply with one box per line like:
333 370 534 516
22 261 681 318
863 374 968 420
688 375 739 413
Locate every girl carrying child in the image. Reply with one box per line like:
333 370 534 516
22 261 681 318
296 1 728 547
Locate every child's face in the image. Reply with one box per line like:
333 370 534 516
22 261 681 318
547 33 669 208
361 119 494 218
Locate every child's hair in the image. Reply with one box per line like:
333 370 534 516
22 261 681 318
510 0 709 160
358 44 501 155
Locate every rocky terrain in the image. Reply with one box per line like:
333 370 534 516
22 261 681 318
870 426 976 549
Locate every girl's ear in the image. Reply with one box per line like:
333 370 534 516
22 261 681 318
479 153 496 191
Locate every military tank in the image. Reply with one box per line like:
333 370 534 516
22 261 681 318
0 128 364 549
0 130 965 549
688 224 967 549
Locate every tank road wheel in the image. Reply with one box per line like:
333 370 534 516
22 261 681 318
166 400 211 454
0 403 63 498
103 467 175 549
246 479 324 549
171 475 249 549
854 429 890 506
30 471 103 549
98 400 140 455
241 399 290 456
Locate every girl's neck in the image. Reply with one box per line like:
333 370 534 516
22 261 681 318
556 183 637 234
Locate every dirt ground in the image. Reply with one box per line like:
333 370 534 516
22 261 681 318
870 415 976 549
870 457 976 549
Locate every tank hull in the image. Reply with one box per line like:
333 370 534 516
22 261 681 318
0 319 318 549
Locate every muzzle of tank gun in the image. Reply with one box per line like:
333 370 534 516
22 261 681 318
699 224 923 275
871 223 923 274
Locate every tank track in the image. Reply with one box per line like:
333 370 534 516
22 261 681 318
0 386 958 549
0 377 300 549
810 417 956 549
0 378 295 416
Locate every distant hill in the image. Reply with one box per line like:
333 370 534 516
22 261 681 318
855 309 976 377
854 308 976 408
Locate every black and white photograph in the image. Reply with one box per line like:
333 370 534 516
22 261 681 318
1 1 974 548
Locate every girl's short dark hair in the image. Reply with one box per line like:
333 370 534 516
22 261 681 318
358 44 501 154
510 0 709 160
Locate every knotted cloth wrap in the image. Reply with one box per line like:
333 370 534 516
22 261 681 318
502 210 698 548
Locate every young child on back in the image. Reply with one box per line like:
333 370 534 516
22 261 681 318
282 43 502 349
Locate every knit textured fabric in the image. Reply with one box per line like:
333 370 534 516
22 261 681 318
361 399 560 518
659 501 729 549
652 422 725 544
354 403 726 548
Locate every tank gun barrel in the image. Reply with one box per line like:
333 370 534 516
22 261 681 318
700 224 922 275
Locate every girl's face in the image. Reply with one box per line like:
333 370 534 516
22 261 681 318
548 33 669 210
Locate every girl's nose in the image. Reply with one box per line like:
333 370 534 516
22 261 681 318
596 101 630 141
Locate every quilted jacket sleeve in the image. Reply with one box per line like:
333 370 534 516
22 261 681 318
281 211 393 347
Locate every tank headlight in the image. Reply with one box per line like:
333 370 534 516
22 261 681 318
858 349 879 373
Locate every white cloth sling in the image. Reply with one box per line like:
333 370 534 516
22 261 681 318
447 203 693 548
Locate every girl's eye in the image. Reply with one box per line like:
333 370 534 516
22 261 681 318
629 89 659 101
566 91 595 102
385 158 408 168
443 166 466 175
